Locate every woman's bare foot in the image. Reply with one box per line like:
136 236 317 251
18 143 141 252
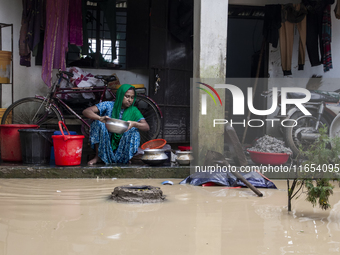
88 156 100 165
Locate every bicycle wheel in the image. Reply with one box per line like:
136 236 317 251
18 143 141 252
1 97 63 130
134 95 161 145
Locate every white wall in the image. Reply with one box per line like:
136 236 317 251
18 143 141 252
0 0 148 108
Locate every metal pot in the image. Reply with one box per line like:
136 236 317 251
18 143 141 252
176 151 193 166
105 118 129 134
141 149 168 166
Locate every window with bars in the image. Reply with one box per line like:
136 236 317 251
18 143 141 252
67 1 127 69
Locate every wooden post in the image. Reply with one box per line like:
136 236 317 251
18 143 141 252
232 170 263 197
214 159 263 197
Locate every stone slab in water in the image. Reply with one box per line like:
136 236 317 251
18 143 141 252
111 185 165 203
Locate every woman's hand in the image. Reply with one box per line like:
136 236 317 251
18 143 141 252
126 119 150 132
126 121 137 131
99 116 110 123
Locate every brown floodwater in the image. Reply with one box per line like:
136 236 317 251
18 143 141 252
0 179 339 255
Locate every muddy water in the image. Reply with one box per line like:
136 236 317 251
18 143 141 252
0 179 339 255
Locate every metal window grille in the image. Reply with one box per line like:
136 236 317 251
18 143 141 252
67 1 127 69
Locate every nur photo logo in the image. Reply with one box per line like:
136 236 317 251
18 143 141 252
197 82 222 115
196 81 313 128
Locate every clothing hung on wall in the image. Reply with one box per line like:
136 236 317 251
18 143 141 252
41 0 69 87
69 0 83 46
279 3 307 76
302 0 334 70
263 4 282 48
322 4 333 72
19 0 44 67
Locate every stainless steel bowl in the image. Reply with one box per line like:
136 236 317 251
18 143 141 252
176 151 193 165
105 118 129 134
141 149 168 166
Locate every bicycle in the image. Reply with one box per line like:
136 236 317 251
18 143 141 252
0 70 163 145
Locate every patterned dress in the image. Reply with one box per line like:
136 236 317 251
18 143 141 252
90 101 143 164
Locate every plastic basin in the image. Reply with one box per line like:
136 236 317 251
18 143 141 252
141 139 166 150
247 149 290 165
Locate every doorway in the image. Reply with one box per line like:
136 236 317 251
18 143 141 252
226 5 269 144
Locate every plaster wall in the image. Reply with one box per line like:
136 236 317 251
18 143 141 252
0 0 148 108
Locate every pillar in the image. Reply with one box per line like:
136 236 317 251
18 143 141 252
192 0 228 165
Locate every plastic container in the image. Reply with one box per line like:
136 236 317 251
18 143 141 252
178 146 192 151
19 129 55 164
0 124 39 161
53 130 78 136
50 130 77 164
247 149 290 165
0 51 11 83
141 139 166 150
161 180 173 185
52 121 84 166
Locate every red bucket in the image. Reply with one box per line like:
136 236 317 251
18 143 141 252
52 121 84 166
0 124 39 161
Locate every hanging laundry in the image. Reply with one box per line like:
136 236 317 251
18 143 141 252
302 0 334 67
69 0 83 46
279 3 307 76
41 0 69 87
19 0 44 67
322 4 333 72
263 5 281 48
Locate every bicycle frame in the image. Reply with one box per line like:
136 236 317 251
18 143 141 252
35 82 163 131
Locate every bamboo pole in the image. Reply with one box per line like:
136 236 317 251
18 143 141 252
241 38 266 145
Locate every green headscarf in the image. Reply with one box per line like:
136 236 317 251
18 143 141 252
111 84 144 151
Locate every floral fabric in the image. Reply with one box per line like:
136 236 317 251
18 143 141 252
89 101 142 164
322 4 333 72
